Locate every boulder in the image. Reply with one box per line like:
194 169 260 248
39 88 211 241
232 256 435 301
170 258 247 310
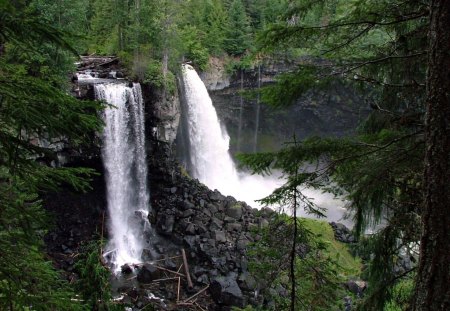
137 264 161 284
345 280 367 297
121 264 133 275
213 230 227 243
210 276 245 307
226 203 243 220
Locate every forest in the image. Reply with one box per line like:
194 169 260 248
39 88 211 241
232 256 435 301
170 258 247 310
0 0 449 310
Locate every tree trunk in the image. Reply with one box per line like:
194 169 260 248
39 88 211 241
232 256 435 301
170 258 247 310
411 1 450 310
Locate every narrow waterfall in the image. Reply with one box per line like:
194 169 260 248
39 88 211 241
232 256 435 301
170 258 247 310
95 83 150 271
236 70 244 153
253 64 261 153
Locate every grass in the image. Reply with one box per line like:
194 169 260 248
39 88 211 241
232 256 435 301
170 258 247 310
300 218 361 277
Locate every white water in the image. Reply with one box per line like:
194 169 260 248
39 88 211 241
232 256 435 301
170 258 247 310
95 83 150 271
181 64 351 226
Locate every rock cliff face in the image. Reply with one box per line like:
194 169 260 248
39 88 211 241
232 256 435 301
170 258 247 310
199 57 231 91
195 57 369 154
142 83 180 145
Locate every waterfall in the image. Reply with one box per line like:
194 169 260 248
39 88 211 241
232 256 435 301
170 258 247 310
181 64 239 195
253 64 261 153
181 64 281 206
236 70 244 153
180 65 353 227
95 83 150 271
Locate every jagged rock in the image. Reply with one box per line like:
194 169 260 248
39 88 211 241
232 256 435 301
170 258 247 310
226 203 243 220
210 276 245 307
121 264 133 274
158 214 175 235
226 223 242 232
238 273 257 291
141 248 158 261
213 230 227 243
330 222 355 243
182 200 195 210
345 280 367 297
164 258 178 270
185 223 196 235
182 209 195 218
137 264 161 284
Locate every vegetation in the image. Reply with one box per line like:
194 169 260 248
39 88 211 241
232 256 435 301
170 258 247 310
0 1 103 309
74 241 122 311
239 0 449 310
248 216 359 311
1 0 449 310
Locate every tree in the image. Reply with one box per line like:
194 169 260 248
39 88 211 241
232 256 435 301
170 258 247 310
0 1 103 309
410 1 450 309
240 0 434 309
224 0 251 55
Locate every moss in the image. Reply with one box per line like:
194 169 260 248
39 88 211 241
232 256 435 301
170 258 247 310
300 218 361 277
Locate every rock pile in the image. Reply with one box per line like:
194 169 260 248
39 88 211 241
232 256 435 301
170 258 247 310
144 143 276 309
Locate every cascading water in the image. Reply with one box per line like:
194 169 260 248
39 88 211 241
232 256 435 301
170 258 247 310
181 64 240 195
95 83 151 271
181 64 352 227
181 64 280 206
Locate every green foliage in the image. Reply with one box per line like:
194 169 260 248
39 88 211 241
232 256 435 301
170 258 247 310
384 278 414 311
248 215 350 310
0 1 104 309
144 59 176 95
74 241 122 311
240 0 427 309
181 25 210 71
224 0 252 56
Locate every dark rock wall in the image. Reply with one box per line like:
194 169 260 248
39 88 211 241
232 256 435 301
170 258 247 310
197 57 370 154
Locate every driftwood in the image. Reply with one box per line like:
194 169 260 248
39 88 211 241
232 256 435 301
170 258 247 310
177 277 181 302
183 285 210 303
181 248 193 289
154 265 186 278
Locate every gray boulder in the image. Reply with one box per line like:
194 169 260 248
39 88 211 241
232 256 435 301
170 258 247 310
210 276 245 307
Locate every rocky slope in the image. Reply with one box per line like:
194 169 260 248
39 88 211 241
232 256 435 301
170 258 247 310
41 56 363 310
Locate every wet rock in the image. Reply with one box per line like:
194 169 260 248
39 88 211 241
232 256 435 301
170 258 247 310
137 264 161 284
141 248 160 261
210 276 245 307
121 264 133 275
158 214 175 235
226 203 243 220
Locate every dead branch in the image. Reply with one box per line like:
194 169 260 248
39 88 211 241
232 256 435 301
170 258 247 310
181 249 193 289
183 285 210 303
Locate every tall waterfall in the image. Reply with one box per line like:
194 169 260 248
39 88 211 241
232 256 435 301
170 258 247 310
181 64 280 206
181 64 239 195
181 65 352 226
95 83 150 271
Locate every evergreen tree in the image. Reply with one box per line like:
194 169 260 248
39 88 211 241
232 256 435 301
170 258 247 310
224 0 251 56
0 1 103 309
411 1 450 309
240 0 434 309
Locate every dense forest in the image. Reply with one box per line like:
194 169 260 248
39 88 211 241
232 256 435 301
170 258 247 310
0 0 449 310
